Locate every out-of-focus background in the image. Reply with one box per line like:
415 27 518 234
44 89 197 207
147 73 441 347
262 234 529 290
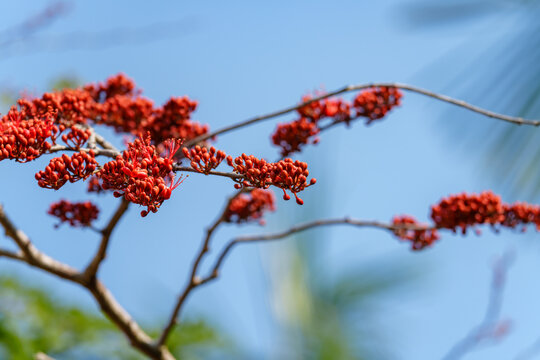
1 1 540 359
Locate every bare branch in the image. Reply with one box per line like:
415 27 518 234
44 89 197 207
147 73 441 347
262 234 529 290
0 248 25 261
0 204 175 360
158 192 241 346
184 82 540 148
200 218 433 286
172 165 244 180
48 145 120 158
442 252 514 360
81 199 130 283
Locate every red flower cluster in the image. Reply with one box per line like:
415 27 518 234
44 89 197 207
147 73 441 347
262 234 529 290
35 151 97 190
272 118 320 157
0 108 58 162
392 215 440 251
353 86 402 124
86 176 105 194
224 189 276 224
98 136 183 216
502 202 540 231
272 88 402 156
430 191 505 234
1 74 209 164
227 154 316 205
61 126 91 149
297 95 352 122
48 200 99 228
89 77 207 143
182 145 226 174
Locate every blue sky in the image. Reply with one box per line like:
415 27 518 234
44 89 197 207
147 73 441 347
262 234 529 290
1 1 539 359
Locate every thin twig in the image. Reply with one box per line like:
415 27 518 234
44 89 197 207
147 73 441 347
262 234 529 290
172 165 244 180
80 199 130 283
195 218 433 291
157 192 241 346
184 82 540 148
0 248 25 261
48 145 120 158
442 252 514 360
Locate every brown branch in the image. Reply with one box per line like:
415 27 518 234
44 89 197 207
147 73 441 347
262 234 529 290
48 145 120 158
0 204 175 360
199 218 433 286
80 199 130 283
0 248 25 261
172 165 245 180
442 252 514 360
157 192 241 346
184 82 540 148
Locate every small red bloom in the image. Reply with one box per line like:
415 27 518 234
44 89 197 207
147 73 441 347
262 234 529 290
48 200 99 228
353 86 402 124
430 191 505 234
392 215 440 251
272 117 320 157
0 108 58 162
226 154 316 205
61 126 91 149
182 145 226 174
225 189 276 225
98 135 183 216
35 151 97 190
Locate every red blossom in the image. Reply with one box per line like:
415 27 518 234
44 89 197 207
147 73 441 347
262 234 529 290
0 108 58 162
430 191 505 234
98 135 183 216
48 200 99 228
226 154 316 205
225 189 276 225
86 176 105 194
61 126 91 149
353 86 402 124
272 117 320 157
502 202 540 231
35 151 98 190
392 215 440 251
182 145 226 174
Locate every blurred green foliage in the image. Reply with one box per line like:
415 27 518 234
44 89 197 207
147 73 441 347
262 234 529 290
0 276 231 360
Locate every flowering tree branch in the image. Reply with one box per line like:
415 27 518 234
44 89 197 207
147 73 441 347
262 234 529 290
0 204 175 360
184 82 540 147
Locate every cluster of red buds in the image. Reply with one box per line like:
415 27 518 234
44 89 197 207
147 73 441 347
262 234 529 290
272 118 320 157
89 78 208 144
48 200 99 228
392 215 440 250
35 151 97 190
224 189 276 224
502 202 540 231
1 74 209 165
297 95 352 123
61 126 92 149
353 86 402 124
430 191 506 234
182 145 226 174
0 108 58 162
227 154 316 205
86 176 105 194
272 87 402 156
98 136 183 217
